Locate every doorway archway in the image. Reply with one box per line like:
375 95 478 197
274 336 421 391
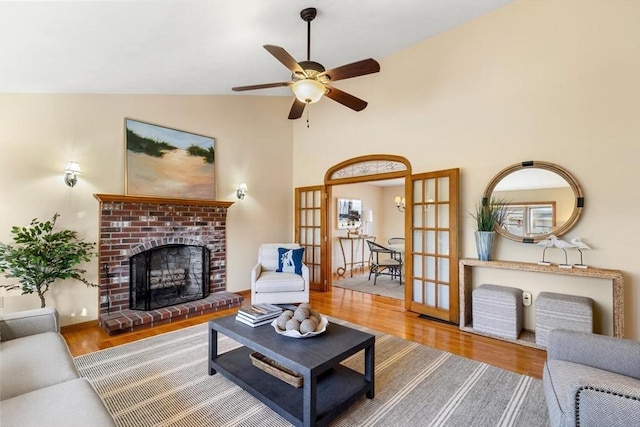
316 154 459 323
323 154 412 306
296 154 459 323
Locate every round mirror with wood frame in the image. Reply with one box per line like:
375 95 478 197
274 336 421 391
483 161 584 243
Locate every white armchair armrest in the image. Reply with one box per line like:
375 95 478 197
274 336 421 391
301 263 310 287
251 263 262 285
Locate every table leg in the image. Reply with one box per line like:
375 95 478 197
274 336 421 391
208 326 218 375
365 342 375 398
337 238 347 278
302 372 318 427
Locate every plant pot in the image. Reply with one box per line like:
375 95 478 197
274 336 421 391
475 231 495 261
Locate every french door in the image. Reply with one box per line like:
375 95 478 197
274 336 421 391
408 168 459 323
294 158 459 324
294 186 325 290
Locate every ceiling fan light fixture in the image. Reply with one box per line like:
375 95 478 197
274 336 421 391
292 79 325 104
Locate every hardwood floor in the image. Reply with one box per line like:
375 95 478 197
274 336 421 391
61 287 546 379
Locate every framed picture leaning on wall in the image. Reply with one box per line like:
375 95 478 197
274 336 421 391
125 119 215 200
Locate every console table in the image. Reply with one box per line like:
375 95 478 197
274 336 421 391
459 259 624 347
336 235 375 278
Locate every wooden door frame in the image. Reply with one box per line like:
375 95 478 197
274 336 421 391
294 185 325 291
408 168 460 323
323 154 412 307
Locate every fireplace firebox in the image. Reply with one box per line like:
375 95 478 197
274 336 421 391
130 244 210 311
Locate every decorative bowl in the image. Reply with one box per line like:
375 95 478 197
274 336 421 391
271 315 329 339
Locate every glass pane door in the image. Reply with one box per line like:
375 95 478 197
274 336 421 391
295 186 325 290
409 169 459 323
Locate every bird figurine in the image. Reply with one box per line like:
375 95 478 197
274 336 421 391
537 235 575 267
569 237 592 268
551 235 575 268
536 237 555 265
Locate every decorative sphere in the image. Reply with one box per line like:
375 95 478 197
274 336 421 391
300 318 318 334
282 310 294 319
309 309 322 323
275 314 288 330
285 318 301 331
298 303 312 310
294 307 311 322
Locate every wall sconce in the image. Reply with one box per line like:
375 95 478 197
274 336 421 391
64 161 81 187
236 182 248 200
394 196 405 212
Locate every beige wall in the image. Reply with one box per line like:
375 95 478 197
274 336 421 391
1 0 638 339
292 0 640 338
0 94 294 325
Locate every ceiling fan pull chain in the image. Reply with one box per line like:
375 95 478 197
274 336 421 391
306 108 310 128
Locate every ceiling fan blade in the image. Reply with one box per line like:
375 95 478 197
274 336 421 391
324 86 368 111
232 82 291 92
318 58 380 82
264 45 305 75
288 98 306 120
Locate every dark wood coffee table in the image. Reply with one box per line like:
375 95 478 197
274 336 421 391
208 314 375 427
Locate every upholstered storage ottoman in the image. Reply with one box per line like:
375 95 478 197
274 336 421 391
472 284 523 340
535 291 593 348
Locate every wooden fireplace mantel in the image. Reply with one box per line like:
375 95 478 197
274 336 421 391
94 193 234 208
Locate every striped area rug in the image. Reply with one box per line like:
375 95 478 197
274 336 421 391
75 320 549 427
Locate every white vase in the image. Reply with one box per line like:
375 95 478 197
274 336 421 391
475 231 495 261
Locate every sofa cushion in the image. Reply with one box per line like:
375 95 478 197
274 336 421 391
276 247 304 275
0 331 79 400
0 378 116 427
545 359 640 424
254 271 305 293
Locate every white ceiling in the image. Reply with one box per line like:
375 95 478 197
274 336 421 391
0 0 513 95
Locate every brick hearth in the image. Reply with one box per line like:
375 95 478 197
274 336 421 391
99 293 242 334
94 194 242 334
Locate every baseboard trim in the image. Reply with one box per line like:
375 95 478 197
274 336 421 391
61 320 99 333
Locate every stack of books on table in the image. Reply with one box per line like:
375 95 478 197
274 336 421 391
236 304 283 327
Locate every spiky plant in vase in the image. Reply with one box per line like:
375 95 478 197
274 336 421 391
470 198 509 261
0 213 97 308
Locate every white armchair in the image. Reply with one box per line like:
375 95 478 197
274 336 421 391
250 243 310 305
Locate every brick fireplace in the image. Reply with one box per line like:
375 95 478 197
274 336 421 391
94 194 242 334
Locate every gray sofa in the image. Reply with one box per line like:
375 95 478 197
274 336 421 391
543 329 640 426
0 308 115 427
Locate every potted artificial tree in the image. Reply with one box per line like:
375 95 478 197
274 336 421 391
470 198 509 261
0 213 96 308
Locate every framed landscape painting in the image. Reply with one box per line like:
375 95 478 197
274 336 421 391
125 119 215 200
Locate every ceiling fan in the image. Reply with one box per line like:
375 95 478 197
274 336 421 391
232 7 380 120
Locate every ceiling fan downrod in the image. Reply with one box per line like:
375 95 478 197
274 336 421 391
300 7 317 62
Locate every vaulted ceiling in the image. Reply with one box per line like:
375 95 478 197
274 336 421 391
0 1 513 95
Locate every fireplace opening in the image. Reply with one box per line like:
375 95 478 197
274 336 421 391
130 244 210 311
